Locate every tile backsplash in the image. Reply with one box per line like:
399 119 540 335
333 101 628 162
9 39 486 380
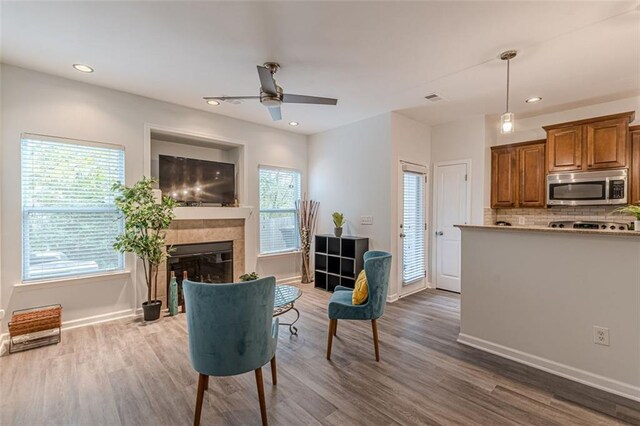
485 206 635 227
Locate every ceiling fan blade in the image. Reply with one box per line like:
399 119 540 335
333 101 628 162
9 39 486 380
282 94 338 105
268 106 282 121
203 96 260 100
257 65 278 95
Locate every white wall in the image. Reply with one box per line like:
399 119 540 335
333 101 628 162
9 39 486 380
308 112 431 300
0 64 307 331
430 115 486 225
309 113 392 249
459 227 640 401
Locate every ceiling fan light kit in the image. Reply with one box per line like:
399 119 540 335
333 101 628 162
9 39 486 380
203 62 338 121
500 50 517 134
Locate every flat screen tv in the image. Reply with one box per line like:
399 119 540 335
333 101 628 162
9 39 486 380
159 155 235 205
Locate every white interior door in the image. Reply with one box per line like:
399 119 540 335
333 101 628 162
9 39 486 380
399 162 427 295
434 162 469 293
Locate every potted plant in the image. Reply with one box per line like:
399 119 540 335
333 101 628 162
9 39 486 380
112 177 177 321
615 204 640 231
332 212 345 237
239 272 259 282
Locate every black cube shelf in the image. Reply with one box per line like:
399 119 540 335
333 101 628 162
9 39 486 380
314 235 369 292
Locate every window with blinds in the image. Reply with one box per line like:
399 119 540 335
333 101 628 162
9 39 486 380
21 135 125 281
259 166 301 254
402 171 426 284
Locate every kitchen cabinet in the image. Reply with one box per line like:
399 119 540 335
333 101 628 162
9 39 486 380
491 146 517 208
630 125 640 205
518 142 546 207
547 126 582 172
491 140 545 208
544 112 634 172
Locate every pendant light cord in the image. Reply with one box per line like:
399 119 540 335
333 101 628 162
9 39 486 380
505 58 510 113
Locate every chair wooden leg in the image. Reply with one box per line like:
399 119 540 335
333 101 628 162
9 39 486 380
194 373 207 426
270 356 277 386
203 375 209 391
333 319 338 336
371 319 380 362
326 319 336 360
254 368 268 426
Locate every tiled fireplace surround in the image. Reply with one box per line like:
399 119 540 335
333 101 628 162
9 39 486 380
484 206 635 227
156 219 245 307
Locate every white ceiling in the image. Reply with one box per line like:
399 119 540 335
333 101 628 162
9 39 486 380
2 1 639 135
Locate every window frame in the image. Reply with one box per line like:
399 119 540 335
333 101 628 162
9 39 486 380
21 133 126 283
258 164 302 256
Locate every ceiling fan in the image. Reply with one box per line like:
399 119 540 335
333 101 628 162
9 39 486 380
203 62 338 121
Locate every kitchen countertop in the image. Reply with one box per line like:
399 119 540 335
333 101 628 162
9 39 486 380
455 224 640 237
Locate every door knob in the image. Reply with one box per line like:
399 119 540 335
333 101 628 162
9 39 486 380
436 231 443 236
400 233 406 238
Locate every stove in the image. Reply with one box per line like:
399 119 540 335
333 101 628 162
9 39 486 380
548 220 630 231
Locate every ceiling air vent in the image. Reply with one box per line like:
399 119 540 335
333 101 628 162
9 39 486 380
424 93 444 103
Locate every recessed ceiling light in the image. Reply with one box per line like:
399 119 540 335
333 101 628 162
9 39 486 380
525 96 543 103
206 100 220 106
288 121 299 126
73 64 94 73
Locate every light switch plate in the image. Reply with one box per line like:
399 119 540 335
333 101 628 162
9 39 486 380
361 215 373 225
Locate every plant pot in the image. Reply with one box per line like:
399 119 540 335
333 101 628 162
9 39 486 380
334 227 343 237
142 300 162 321
634 220 640 232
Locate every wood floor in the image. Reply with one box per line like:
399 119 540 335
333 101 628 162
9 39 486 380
2 286 639 426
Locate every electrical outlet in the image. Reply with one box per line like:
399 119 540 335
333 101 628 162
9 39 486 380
518 216 526 225
361 215 373 225
593 326 610 346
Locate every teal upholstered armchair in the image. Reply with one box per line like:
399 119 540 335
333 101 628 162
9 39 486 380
183 277 279 426
326 251 392 361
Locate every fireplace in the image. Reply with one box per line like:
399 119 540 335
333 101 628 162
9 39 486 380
167 241 234 306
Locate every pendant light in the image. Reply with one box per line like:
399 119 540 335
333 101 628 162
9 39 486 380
500 50 517 134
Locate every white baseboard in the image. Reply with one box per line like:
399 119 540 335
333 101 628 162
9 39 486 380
0 334 8 356
277 275 302 285
0 308 139 355
387 293 399 303
61 309 138 331
457 333 640 402
399 284 429 299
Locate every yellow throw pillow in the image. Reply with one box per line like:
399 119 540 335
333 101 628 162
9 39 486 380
352 270 368 305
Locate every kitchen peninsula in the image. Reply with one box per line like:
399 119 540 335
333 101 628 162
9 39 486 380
456 224 640 402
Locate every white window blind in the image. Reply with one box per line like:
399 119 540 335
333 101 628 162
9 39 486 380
259 166 301 254
21 135 125 281
402 171 426 284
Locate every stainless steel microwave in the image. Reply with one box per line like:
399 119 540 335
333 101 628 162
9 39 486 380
547 169 627 206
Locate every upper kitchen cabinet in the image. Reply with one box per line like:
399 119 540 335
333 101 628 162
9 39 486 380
544 111 635 172
546 126 582 172
585 117 628 170
518 142 546 207
491 146 517 208
491 140 546 208
630 125 640 205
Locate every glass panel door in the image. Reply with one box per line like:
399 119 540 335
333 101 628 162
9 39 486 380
402 171 426 285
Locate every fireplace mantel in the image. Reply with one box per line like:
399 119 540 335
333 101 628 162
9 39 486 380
173 206 254 221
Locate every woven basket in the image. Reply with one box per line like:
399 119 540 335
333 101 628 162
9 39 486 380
9 305 62 337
